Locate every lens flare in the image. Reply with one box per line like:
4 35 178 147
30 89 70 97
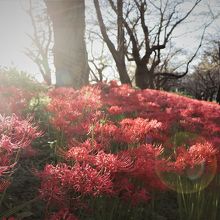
156 157 217 194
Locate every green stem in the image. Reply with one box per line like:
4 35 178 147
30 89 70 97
0 196 39 218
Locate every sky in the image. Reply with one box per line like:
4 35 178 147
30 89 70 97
0 0 220 81
0 0 36 73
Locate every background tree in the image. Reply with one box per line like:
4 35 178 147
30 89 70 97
205 36 220 104
24 0 53 85
181 65 219 101
45 0 89 88
88 34 115 83
93 0 131 85
94 0 213 89
178 38 220 102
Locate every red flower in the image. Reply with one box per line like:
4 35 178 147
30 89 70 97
38 162 113 207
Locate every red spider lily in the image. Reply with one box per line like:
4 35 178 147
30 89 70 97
2 217 16 220
66 146 91 163
108 106 123 115
115 118 163 144
44 81 220 212
174 141 217 170
90 150 133 173
0 86 32 115
47 86 102 137
0 114 42 192
113 177 150 205
38 162 113 206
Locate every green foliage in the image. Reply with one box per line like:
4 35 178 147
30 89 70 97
0 67 47 93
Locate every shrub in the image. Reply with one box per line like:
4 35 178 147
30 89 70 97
0 67 47 116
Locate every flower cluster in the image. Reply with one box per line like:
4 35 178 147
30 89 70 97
2 217 15 220
0 86 32 115
41 81 220 218
47 86 102 137
0 114 41 192
39 162 113 204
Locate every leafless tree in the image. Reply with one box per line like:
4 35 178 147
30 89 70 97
88 34 113 83
93 0 131 85
94 0 213 89
24 0 53 85
180 40 220 101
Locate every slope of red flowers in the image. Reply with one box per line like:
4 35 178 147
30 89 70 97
1 80 219 219
38 82 220 218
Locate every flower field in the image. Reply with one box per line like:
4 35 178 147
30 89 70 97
1 79 220 219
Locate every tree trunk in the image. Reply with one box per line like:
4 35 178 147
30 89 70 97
116 61 131 84
46 0 89 88
135 64 154 89
217 85 220 104
93 0 131 86
116 0 131 85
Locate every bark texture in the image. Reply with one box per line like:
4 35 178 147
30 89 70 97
46 0 89 88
